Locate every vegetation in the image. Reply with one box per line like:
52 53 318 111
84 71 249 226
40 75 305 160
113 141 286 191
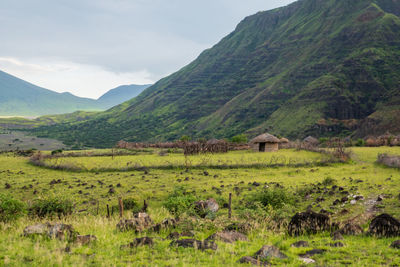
0 146 399 265
0 194 26 222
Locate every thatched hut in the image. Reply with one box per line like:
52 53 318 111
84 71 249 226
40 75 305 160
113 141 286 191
250 133 280 152
279 137 290 149
303 136 319 146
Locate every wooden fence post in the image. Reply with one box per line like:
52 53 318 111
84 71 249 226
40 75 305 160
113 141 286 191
107 204 110 218
143 200 148 212
119 197 124 218
228 193 232 219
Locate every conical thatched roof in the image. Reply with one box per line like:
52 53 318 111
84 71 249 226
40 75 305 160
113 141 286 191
279 138 289 143
303 136 319 144
251 133 280 144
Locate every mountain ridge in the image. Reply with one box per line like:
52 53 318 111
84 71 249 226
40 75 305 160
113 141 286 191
31 0 400 147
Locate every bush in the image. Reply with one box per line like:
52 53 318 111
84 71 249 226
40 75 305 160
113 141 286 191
29 197 73 218
355 139 365 147
246 188 296 210
231 134 248 144
51 149 63 155
163 186 197 216
0 194 26 222
322 176 336 186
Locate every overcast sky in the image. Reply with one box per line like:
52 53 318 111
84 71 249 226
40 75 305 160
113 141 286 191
0 0 296 99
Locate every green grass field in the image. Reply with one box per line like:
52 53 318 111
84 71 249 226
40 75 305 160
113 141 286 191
0 147 400 266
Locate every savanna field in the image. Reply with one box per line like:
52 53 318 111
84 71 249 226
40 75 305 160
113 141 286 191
1 147 400 266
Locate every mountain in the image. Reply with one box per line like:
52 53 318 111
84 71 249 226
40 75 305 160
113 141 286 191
0 70 103 116
32 0 400 148
0 70 149 116
97 84 151 109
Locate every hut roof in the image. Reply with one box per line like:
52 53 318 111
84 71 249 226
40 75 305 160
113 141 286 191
279 138 289 143
251 133 280 144
303 136 319 144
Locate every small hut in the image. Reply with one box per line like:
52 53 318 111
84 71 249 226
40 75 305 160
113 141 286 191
279 137 290 149
250 133 280 152
303 136 319 146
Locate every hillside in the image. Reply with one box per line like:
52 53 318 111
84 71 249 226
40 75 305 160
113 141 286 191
32 0 400 148
97 84 151 109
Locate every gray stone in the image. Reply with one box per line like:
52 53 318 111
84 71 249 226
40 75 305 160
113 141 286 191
170 239 217 250
206 231 248 243
117 213 152 232
254 245 288 260
291 241 309 248
238 256 270 266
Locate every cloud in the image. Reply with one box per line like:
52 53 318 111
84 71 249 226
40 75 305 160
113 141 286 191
0 0 296 98
0 57 153 98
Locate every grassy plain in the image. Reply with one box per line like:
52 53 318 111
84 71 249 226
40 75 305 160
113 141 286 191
0 147 400 266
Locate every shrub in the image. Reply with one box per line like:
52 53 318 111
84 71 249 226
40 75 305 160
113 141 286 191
163 186 197 216
180 135 191 142
231 134 248 144
0 194 26 222
29 197 73 218
322 176 336 186
51 149 63 155
246 188 296 210
355 139 365 147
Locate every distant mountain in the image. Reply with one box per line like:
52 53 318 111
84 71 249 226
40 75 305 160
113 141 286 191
0 70 101 116
0 70 149 116
33 0 400 148
97 84 151 109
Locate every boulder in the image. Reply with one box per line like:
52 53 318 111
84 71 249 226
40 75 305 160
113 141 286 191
299 257 316 264
390 240 400 249
291 241 309 248
254 245 288 261
299 249 326 258
152 218 178 232
369 214 400 237
167 231 194 239
23 223 76 240
332 231 344 240
194 198 219 218
339 223 363 235
206 231 248 243
225 222 252 234
288 211 330 236
238 256 269 266
170 239 217 250
76 235 97 245
128 237 154 247
117 213 152 232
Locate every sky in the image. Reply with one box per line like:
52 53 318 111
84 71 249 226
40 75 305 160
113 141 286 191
0 0 296 99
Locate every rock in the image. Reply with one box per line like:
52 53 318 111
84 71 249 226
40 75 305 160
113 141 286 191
238 256 269 266
354 195 364 201
76 235 97 245
4 183 11 189
128 237 154 247
225 222 252 234
170 239 217 250
377 195 384 202
339 223 363 235
288 211 330 236
299 249 326 257
291 241 309 247
332 199 340 206
254 245 288 260
167 231 194 239
152 218 177 232
332 231 344 240
330 242 344 247
117 213 152 232
341 196 349 203
299 257 316 264
390 240 400 249
350 200 357 205
194 198 219 217
369 214 400 237
23 223 76 240
206 231 248 243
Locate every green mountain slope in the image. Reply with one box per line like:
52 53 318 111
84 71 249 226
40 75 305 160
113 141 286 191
33 0 400 148
97 84 151 109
